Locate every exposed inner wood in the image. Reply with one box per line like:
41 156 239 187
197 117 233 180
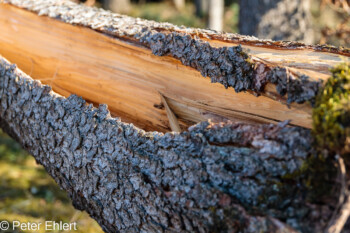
0 3 346 132
159 93 181 132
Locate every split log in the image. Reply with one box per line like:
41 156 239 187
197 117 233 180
0 56 336 233
0 0 349 132
0 0 349 232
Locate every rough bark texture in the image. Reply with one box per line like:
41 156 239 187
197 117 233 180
239 0 314 44
0 57 338 232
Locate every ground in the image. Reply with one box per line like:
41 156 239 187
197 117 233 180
0 130 103 233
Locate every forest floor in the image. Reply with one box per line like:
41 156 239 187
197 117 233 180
0 130 103 233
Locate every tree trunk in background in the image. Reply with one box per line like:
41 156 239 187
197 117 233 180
239 0 314 43
173 0 185 10
102 0 130 14
208 0 224 31
195 0 209 17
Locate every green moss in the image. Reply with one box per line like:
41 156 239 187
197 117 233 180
312 63 350 155
296 63 350 201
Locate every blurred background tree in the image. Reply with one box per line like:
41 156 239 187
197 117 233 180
239 0 314 44
208 0 224 31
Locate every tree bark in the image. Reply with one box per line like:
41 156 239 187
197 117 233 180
239 0 314 43
208 0 224 31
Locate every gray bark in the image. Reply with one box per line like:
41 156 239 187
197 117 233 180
239 0 314 43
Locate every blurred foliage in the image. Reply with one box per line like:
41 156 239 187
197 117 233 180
311 0 350 47
130 2 206 28
0 130 103 233
129 1 239 32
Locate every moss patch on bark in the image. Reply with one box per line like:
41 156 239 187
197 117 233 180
312 63 350 156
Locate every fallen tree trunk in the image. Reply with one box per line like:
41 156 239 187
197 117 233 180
0 1 349 232
0 56 337 233
0 0 349 132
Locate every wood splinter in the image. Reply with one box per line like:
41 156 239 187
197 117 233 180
159 92 181 132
